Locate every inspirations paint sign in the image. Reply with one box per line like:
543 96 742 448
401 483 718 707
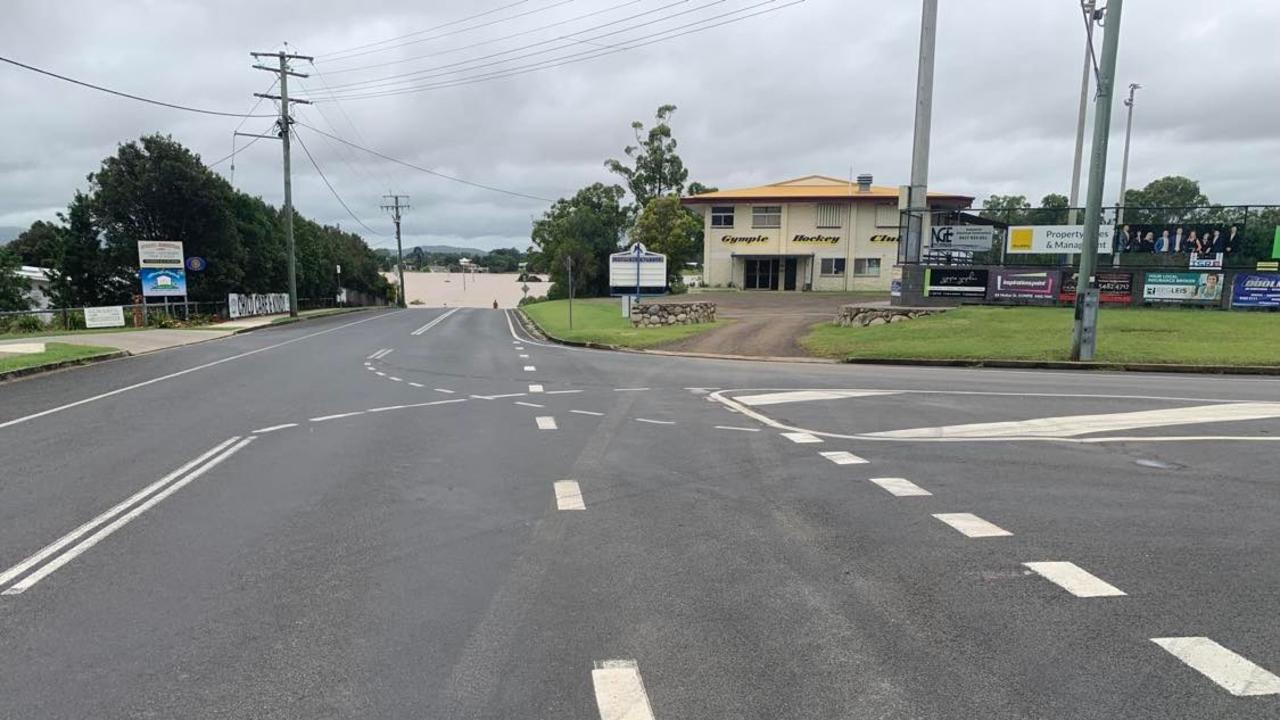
988 269 1058 302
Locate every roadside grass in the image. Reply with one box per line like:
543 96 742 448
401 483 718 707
522 298 725 349
0 326 149 342
0 342 120 374
801 305 1280 365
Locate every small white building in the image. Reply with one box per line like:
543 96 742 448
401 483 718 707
15 265 53 309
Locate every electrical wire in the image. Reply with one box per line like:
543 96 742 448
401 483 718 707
293 120 555 202
0 54 278 118
292 126 388 237
207 127 273 169
300 67 400 194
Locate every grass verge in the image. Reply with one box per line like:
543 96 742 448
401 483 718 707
801 306 1280 366
522 298 724 349
0 342 121 374
0 326 151 342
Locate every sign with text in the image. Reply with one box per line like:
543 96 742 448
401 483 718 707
989 269 1058 302
228 292 290 319
1231 273 1280 308
929 225 996 252
609 243 667 296
1006 225 1115 255
139 268 187 297
791 234 840 244
923 268 988 298
719 235 770 245
83 305 126 328
137 241 185 268
1059 271 1133 304
1189 252 1224 270
1142 272 1223 304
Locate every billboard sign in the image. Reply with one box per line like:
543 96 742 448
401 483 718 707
1231 273 1280 308
609 243 667 296
1006 225 1115 255
139 268 187 297
228 292 290 319
1059 271 1134 304
1142 272 1223 303
137 241 185 268
929 225 996 252
924 268 988 298
1116 224 1241 254
83 305 126 328
989 269 1058 302
1189 252 1224 270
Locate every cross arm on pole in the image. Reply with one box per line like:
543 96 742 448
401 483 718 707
254 93 312 105
250 52 315 61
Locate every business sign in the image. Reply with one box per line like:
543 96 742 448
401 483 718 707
791 234 839 244
185 256 207 272
1231 273 1280 308
720 235 770 245
1142 272 1223 303
869 234 899 243
1059 271 1133 304
1006 225 1114 254
228 292 290 319
889 265 903 298
1116 224 1241 254
140 267 187 297
1189 252 1224 270
924 268 988 298
137 241 184 268
609 243 667 296
929 225 996 252
83 305 126 328
989 269 1058 302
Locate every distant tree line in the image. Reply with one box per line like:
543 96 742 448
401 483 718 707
376 246 529 273
1 134 389 310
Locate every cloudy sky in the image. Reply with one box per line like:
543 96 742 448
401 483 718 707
2 0 1277 252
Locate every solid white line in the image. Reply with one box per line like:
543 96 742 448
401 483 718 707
782 432 822 444
592 659 655 720
614 387 649 392
933 513 1012 538
529 384 544 393
0 310 402 431
310 411 366 422
545 389 582 395
868 477 932 497
636 418 675 425
0 437 241 590
252 423 298 434
389 377 403 382
434 388 455 394
401 398 468 409
410 307 460 336
571 409 605 416
819 450 868 465
736 389 899 406
2 437 255 595
536 416 558 430
471 393 526 400
409 382 424 388
554 480 585 510
1152 637 1280 696
1024 562 1126 598
715 425 762 432
524 365 536 372
367 405 408 413
515 401 545 408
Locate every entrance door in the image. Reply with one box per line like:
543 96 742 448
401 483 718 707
783 257 798 291
744 258 780 290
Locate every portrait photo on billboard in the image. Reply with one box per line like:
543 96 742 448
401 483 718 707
1113 223 1241 255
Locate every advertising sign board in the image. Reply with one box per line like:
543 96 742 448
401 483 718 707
929 225 996 252
83 305 126 328
609 243 667 296
139 268 187 297
1142 272 1223 303
1189 252 1224 270
228 292 291 319
1059 271 1133 304
137 241 185 268
1006 225 1115 255
988 270 1058 302
923 268 988 298
1230 273 1280 308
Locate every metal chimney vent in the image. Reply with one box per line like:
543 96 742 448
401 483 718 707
856 173 873 192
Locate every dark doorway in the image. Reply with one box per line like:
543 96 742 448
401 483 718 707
744 258 779 290
783 257 798 291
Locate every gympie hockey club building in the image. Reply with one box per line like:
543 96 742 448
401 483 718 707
682 175 972 291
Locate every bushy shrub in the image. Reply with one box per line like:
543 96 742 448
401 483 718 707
12 314 46 333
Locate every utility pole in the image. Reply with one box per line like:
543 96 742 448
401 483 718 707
565 255 574 330
1071 0 1124 361
251 50 313 318
1068 1 1097 225
903 0 938 270
381 194 410 308
1112 82 1140 266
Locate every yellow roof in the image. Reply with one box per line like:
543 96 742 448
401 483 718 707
681 174 972 205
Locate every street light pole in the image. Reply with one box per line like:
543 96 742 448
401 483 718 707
1068 1 1097 225
903 0 938 268
1117 83 1141 219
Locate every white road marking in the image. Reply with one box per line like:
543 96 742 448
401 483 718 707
536 416 558 430
819 450 868 465
523 365 536 372
869 477 932 497
389 376 403 382
375 371 387 377
471 393 526 400
0 310 402 431
571 409 605 416
411 307 460 335
735 389 900 406
515 401 545 408
614 387 649 392
366 348 392 360
782 432 822 444
401 399 468 409
252 423 298 434
310 411 366 422
592 659 655 720
933 513 1012 538
434 388 455 394
545 389 582 395
365 366 376 371
636 418 675 425
553 480 585 510
409 382 424 388
367 405 408 413
529 384 544 393
2 437 254 595
1024 562 1126 597
519 354 530 359
363 361 371 367
715 425 762 432
1152 637 1280 696
0 437 241 590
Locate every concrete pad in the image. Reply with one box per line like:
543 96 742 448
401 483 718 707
0 343 47 355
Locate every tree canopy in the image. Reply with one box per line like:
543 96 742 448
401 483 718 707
631 196 702 276
530 183 628 298
605 104 689 211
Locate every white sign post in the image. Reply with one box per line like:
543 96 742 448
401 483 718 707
83 305 126 328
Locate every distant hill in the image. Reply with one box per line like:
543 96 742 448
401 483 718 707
0 227 22 244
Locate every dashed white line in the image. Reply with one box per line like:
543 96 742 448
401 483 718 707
869 477 932 497
715 425 761 432
310 411 366 422
389 376 403 382
1152 637 1280 696
375 371 387 377
932 513 1012 538
536 416 558 430
515 401 545 408
553 480 585 510
523 365 536 372
1024 562 1126 598
782 432 822 444
409 382 424 388
253 423 298 434
434 388 455 394
545 389 582 395
592 660 655 720
636 418 675 425
819 450 868 465
519 354 530 359
365 366 376 371
529 384 544 393
614 387 649 392
571 410 605 416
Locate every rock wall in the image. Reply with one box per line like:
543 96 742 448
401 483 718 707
632 302 716 327
835 304 948 327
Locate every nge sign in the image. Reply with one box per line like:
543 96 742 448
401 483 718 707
609 243 668 296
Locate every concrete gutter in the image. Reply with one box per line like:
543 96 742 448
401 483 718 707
841 357 1280 375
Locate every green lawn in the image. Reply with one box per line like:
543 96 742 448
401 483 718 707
0 325 149 342
522 298 724 349
802 306 1280 365
0 342 120 373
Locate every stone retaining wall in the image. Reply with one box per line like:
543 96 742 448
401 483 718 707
632 302 716 327
835 304 948 327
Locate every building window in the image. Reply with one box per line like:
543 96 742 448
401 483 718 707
710 206 735 228
752 205 782 228
854 258 882 276
875 204 899 228
820 258 846 277
816 203 842 228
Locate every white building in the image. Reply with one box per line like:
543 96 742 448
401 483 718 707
15 265 53 309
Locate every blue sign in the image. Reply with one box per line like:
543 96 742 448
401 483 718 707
1231 273 1280 308
185 256 207 272
140 267 188 297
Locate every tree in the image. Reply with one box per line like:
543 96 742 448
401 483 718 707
631 196 701 278
46 192 125 306
0 246 30 311
605 104 690 212
531 183 628 297
1034 193 1071 224
979 194 1032 225
8 221 63 267
1123 175 1211 224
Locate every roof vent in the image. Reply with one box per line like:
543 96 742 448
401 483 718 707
856 173 873 192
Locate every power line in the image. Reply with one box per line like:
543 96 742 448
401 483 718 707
207 125 274 169
0 54 277 118
300 65 400 193
293 120 555 202
318 0 532 59
293 126 388 237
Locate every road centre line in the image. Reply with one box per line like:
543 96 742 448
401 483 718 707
410 307 460 336
545 389 582 395
1152 637 1280 696
571 409 605 416
536 416 558 430
409 382 424 387
471 393 526 400
636 418 675 425
515 401 545 408
389 377 403 382
933 513 1012 538
782 432 822 444
715 425 761 432
2 436 255 595
375 371 387 377
0 310 403 431
614 387 649 392
1024 562 1126 597
553 480 585 510
523 365 536 372
252 423 298 434
434 388 455 394
529 384 544 393
519 354 530 359
869 477 932 497
310 411 366 422
367 405 407 413
592 659 656 720
819 450 868 465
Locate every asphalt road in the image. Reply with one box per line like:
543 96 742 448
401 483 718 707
1 307 1277 719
